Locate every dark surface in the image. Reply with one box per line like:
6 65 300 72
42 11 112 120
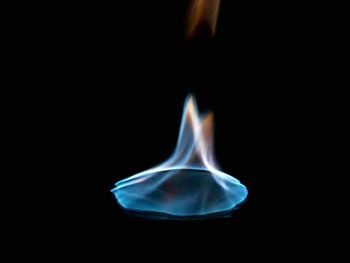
25 0 330 257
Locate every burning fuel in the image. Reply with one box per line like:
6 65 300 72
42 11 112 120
112 95 248 217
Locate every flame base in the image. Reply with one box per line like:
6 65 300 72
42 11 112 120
112 168 247 217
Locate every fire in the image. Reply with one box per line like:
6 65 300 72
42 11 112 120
112 95 248 217
185 0 221 39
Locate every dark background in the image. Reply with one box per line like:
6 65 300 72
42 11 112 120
24 0 332 257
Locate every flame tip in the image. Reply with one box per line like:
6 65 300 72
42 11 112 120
186 93 196 101
203 111 214 120
184 94 198 109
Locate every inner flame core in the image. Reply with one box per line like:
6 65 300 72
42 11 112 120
112 95 248 217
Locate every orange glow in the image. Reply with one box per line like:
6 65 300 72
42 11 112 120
185 0 221 39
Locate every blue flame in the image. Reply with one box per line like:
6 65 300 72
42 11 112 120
112 95 248 217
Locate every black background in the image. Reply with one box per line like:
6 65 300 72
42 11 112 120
24 0 333 258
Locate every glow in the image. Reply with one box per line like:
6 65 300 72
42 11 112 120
185 0 221 39
111 95 248 217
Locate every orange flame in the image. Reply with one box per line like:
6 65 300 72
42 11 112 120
183 96 216 168
185 0 221 40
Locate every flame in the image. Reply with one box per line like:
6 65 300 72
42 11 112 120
112 95 247 217
169 95 217 169
185 0 221 39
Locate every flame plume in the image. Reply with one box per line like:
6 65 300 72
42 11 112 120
185 0 221 40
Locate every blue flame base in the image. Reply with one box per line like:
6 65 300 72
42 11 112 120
112 168 248 217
